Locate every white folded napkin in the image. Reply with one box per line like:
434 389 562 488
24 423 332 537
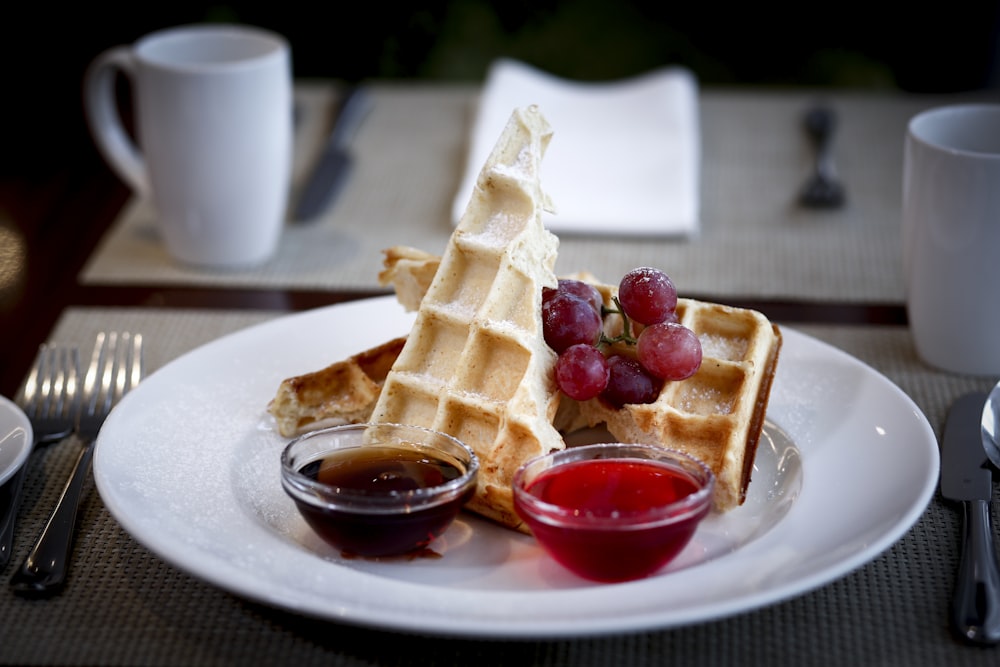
452 58 700 237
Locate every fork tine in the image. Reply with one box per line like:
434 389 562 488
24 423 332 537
123 332 144 394
113 332 143 404
52 348 80 422
18 347 44 415
80 332 107 421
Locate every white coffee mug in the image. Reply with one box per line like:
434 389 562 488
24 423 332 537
84 24 292 268
902 104 1000 375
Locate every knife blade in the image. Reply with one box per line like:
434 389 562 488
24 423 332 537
942 392 992 501
941 391 1000 644
294 86 373 222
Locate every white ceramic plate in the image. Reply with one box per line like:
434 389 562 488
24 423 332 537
93 296 939 638
0 395 32 486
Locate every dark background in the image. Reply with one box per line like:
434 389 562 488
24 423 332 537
3 0 999 177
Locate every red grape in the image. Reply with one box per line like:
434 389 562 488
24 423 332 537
542 267 697 404
542 292 603 353
636 323 703 380
601 355 661 407
618 268 677 325
554 344 610 400
555 279 603 314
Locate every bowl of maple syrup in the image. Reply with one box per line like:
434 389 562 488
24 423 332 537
281 423 479 557
512 443 714 582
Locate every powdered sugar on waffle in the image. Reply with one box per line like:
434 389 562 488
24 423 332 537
369 106 564 530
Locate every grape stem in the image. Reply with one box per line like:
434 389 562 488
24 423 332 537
599 297 639 348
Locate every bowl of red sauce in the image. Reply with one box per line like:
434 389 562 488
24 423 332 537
281 423 479 558
512 443 714 582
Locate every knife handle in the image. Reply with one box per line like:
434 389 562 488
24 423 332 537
952 498 1000 644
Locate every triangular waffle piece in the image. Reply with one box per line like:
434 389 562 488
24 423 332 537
368 106 564 530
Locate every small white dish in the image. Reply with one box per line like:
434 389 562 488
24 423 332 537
453 58 701 238
0 395 33 486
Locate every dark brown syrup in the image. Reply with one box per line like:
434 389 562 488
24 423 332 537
295 446 471 558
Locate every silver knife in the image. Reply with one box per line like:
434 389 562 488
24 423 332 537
294 86 373 222
941 392 1000 644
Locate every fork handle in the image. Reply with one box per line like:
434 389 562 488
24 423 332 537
10 440 95 596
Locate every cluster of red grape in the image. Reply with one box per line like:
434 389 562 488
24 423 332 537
541 267 703 407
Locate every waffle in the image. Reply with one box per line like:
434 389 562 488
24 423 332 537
274 241 781 515
383 257 780 512
557 285 782 511
268 337 406 437
378 246 438 312
367 106 565 530
268 104 781 524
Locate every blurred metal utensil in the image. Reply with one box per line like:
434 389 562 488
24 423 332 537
799 105 846 208
11 332 143 595
0 345 80 569
981 379 1000 470
940 391 1000 644
294 86 374 222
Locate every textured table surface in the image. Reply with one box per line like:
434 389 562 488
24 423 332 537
5 81 1000 666
0 306 997 666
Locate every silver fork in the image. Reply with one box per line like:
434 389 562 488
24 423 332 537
0 345 80 568
11 332 143 595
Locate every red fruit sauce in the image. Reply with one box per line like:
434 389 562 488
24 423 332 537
516 458 709 582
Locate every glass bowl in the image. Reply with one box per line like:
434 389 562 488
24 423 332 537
281 423 479 557
512 443 714 582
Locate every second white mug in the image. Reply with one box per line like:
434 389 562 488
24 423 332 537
902 103 1000 375
84 24 293 269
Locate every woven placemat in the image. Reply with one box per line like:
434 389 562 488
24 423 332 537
1 306 999 666
79 84 977 303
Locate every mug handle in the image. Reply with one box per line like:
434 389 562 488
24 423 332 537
83 47 149 195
